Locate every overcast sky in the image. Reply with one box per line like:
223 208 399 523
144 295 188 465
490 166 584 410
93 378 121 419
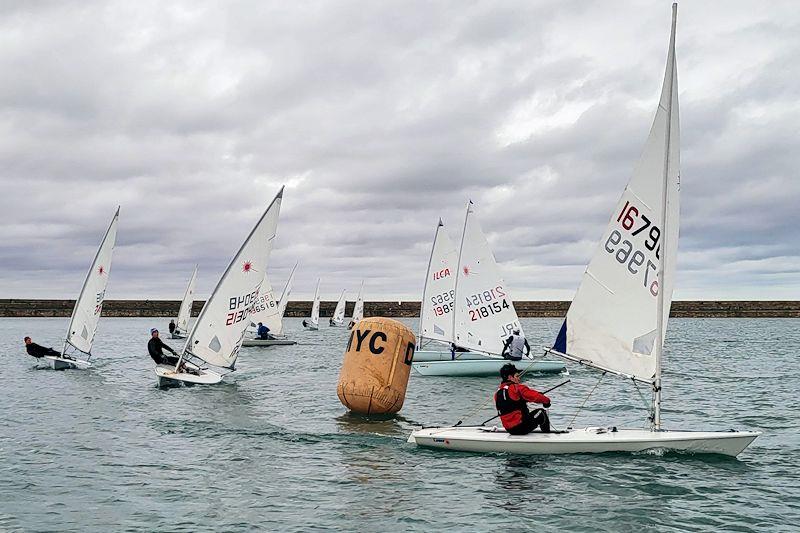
1 0 798 301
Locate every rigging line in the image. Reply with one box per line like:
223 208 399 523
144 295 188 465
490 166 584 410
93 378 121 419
631 378 653 427
566 371 606 429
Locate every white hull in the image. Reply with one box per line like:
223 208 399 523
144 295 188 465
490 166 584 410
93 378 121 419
154 364 223 387
305 324 319 330
408 426 760 458
412 358 566 377
415 349 507 362
329 321 344 327
241 338 297 347
170 332 187 339
45 356 91 370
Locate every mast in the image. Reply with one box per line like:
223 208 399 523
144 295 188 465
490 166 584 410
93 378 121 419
451 201 472 347
653 3 678 430
418 219 444 345
278 261 298 318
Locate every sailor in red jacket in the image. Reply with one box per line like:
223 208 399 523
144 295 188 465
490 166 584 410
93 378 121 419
495 363 551 435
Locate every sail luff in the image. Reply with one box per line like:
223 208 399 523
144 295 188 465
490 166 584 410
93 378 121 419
277 262 298 319
451 202 471 345
418 220 440 342
311 278 321 326
653 2 678 429
353 280 365 321
63 206 119 357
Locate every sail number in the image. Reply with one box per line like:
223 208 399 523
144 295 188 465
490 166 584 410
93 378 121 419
605 230 659 297
469 299 511 321
94 290 105 315
466 287 511 321
431 289 455 316
616 201 661 258
226 289 259 326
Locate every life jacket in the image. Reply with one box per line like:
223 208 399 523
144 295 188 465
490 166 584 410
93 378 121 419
508 335 526 359
495 381 529 429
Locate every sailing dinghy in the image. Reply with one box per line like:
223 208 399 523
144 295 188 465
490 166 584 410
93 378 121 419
46 208 119 370
409 5 760 456
348 280 365 329
242 262 298 346
304 278 321 330
171 265 197 339
155 187 284 387
329 289 347 327
412 209 565 377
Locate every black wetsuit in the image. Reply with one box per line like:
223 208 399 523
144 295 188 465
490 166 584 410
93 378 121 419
148 337 179 366
26 342 60 359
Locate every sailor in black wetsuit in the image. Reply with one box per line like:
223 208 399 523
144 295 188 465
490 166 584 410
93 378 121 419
148 328 180 366
24 336 61 358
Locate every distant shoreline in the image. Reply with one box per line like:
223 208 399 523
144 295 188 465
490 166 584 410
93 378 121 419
1 299 799 318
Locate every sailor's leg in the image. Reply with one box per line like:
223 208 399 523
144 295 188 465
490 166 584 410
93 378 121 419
530 408 551 432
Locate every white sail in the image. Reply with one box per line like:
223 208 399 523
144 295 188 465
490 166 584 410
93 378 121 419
553 16 679 384
332 290 347 325
419 219 458 344
310 278 321 327
352 280 365 322
452 202 523 354
249 273 282 334
277 261 298 320
175 265 197 335
183 187 283 369
64 207 119 355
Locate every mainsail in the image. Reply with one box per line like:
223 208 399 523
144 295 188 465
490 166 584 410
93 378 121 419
352 280 365 322
332 290 347 325
175 265 197 335
310 278 321 327
250 274 282 334
453 201 523 354
182 187 283 369
64 207 119 356
552 8 680 386
419 219 458 345
277 261 298 321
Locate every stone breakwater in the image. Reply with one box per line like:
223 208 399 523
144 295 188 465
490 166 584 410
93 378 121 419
2 299 799 318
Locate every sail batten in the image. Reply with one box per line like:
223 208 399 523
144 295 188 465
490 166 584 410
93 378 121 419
552 5 680 385
64 207 119 356
183 188 283 368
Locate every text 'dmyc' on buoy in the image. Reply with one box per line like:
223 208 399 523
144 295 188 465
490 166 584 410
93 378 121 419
336 317 415 415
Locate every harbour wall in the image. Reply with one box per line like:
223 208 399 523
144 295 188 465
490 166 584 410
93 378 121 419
2 299 799 318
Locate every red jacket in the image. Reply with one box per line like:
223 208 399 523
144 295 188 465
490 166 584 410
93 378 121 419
494 381 550 430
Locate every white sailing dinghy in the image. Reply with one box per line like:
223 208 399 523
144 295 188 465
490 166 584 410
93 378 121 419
47 208 119 370
242 262 298 347
304 278 321 330
410 5 760 456
171 265 197 339
155 187 284 387
412 207 565 377
348 280 365 329
329 289 347 327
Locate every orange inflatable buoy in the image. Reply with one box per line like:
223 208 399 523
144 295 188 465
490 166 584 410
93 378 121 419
336 317 415 414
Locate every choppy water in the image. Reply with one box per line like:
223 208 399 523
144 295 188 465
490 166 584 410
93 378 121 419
1 317 798 532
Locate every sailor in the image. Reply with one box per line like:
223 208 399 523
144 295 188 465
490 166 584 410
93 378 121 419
23 336 62 359
148 328 181 366
347 320 356 330
329 318 336 327
495 363 551 435
501 328 530 361
450 342 469 360
302 319 310 328
257 322 272 340
168 320 176 335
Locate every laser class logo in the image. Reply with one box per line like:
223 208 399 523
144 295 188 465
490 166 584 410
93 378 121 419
97 265 105 275
242 261 254 273
462 266 470 276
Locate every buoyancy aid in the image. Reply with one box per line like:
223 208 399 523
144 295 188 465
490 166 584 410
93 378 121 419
495 381 529 429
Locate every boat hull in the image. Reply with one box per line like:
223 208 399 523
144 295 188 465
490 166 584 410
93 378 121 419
413 349 498 362
408 427 761 457
412 359 566 377
305 325 319 331
170 333 186 339
45 356 91 370
408 426 760 457
241 338 297 347
154 364 223 387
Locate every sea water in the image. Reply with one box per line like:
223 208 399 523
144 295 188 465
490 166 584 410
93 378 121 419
1 317 797 532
